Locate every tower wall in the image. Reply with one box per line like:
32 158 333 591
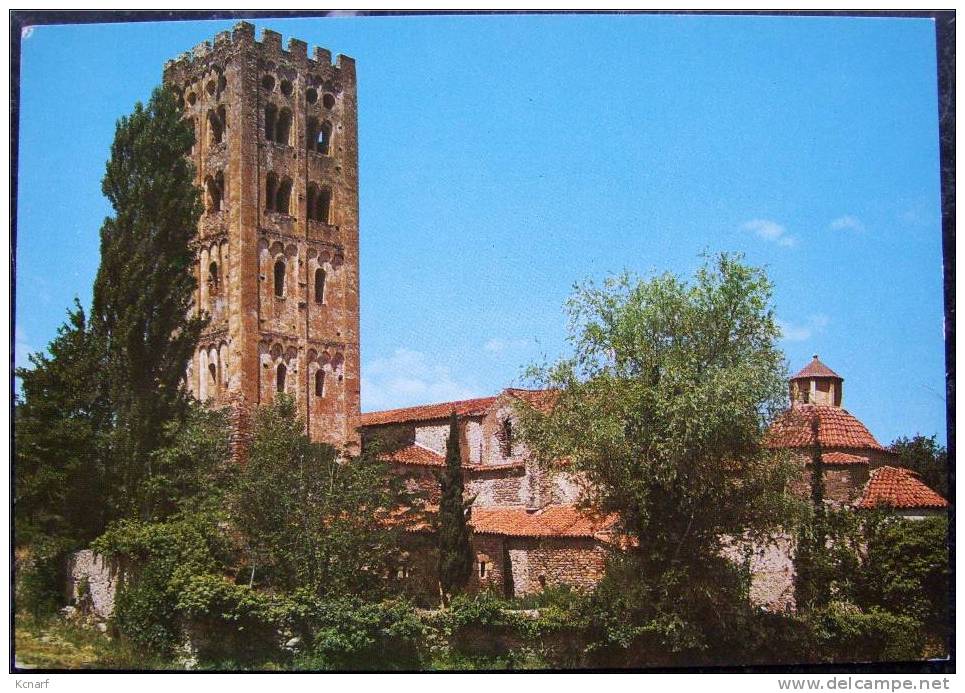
164 23 361 451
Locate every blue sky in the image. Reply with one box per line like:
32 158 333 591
15 14 946 445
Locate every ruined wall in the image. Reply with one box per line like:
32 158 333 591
721 534 796 613
164 22 360 451
65 550 117 623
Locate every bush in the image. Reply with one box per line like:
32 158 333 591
15 536 74 618
804 601 925 663
290 595 424 670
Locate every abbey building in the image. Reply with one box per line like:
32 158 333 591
166 24 947 606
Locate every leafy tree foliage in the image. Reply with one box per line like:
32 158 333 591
437 412 474 602
229 395 409 596
890 434 948 497
15 302 109 548
518 253 801 655
90 84 205 518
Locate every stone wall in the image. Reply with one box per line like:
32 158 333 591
505 537 608 595
66 550 118 622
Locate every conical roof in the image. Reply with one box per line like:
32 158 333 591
765 404 884 451
791 355 842 381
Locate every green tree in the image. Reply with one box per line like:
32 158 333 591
230 396 409 596
889 435 948 497
855 515 949 640
519 253 800 657
90 84 205 518
437 412 474 603
15 301 108 548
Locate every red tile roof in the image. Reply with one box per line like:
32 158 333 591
765 405 885 452
470 505 618 538
383 443 445 467
822 452 870 466
359 396 497 427
394 504 618 540
358 388 554 427
856 466 949 510
791 355 842 380
380 444 525 473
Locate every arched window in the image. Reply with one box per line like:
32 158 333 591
306 117 319 153
208 362 217 387
208 261 220 293
275 108 293 145
265 172 278 212
264 104 277 141
317 188 331 223
208 106 225 144
318 121 333 155
273 259 286 298
314 268 326 304
306 183 318 220
314 369 325 397
276 363 287 393
275 178 292 215
205 173 223 212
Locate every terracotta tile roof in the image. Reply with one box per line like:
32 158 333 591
383 443 445 467
470 505 618 538
359 395 497 427
357 388 555 428
393 504 617 539
380 444 525 473
822 452 871 466
791 355 842 380
765 405 885 452
856 466 949 510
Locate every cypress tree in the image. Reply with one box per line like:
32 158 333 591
437 411 473 603
90 84 205 518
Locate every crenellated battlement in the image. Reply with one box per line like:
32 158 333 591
163 21 354 82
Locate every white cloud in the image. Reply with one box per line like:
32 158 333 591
361 347 478 412
484 337 531 353
742 218 797 247
829 215 865 232
777 314 830 343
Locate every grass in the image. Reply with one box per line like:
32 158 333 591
14 613 178 671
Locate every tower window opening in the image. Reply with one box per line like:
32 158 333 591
275 108 293 145
306 87 318 104
322 93 335 109
275 178 293 215
314 268 326 304
479 561 488 579
265 172 278 212
261 75 275 91
317 188 331 222
273 259 286 298
280 79 293 97
276 363 287 393
315 369 325 397
208 261 220 293
306 117 319 153
205 172 224 212
264 104 277 141
208 362 217 386
208 106 225 145
317 121 332 155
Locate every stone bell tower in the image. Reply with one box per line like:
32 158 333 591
163 22 361 450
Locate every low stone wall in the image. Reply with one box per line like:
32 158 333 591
66 550 118 622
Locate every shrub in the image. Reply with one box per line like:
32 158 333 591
15 536 74 618
804 601 925 663
290 595 424 670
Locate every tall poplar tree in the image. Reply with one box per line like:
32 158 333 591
437 412 474 603
91 84 205 518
